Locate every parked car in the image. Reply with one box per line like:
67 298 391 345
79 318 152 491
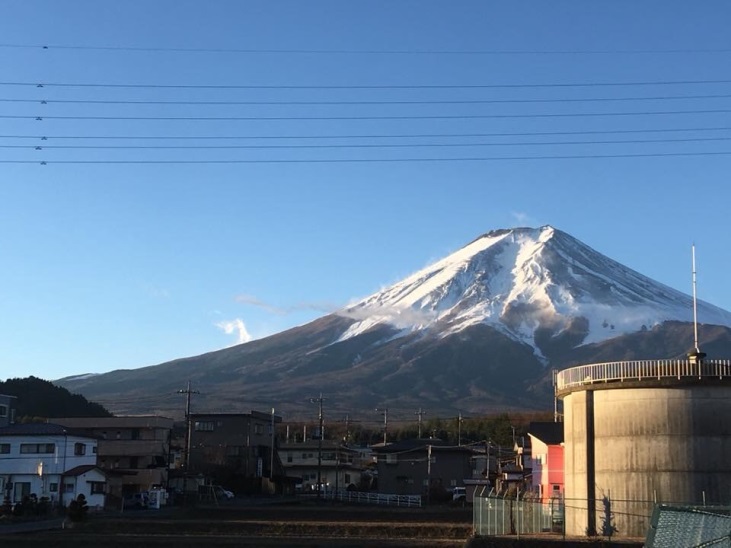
123 492 150 509
451 487 466 502
213 486 234 499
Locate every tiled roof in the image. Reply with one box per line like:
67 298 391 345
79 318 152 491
64 464 105 477
0 422 95 438
371 438 471 454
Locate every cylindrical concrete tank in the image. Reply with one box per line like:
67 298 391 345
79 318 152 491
557 359 731 538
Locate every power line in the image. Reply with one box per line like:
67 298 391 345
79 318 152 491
9 108 731 121
6 92 731 106
6 135 731 150
3 43 731 55
5 150 731 164
5 77 731 90
4 126 731 141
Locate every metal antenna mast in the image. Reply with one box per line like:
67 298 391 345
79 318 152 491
692 244 700 353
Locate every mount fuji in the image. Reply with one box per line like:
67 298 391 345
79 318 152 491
57 226 731 418
338 226 731 362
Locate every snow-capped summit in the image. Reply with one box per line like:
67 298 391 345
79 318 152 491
339 226 731 357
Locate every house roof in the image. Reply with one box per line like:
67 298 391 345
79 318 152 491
0 422 95 438
371 439 472 454
527 422 563 445
65 464 106 477
279 441 358 453
54 416 174 429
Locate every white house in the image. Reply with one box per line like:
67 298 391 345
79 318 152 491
0 422 104 507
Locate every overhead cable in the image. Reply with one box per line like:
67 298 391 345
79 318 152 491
7 108 731 121
5 150 731 164
4 78 731 90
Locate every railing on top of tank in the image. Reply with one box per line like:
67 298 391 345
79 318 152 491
555 359 731 392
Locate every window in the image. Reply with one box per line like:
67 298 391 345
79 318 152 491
92 446 97 454
90 482 105 494
14 482 31 499
0 405 7 418
226 445 245 457
20 443 55 454
131 429 140 440
64 483 75 493
74 443 86 456
129 457 139 469
0 443 10 454
287 454 292 463
253 423 263 435
49 483 58 493
194 421 214 432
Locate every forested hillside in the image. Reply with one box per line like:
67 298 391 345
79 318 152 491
0 376 112 421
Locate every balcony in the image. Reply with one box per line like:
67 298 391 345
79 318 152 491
98 439 167 457
555 359 731 396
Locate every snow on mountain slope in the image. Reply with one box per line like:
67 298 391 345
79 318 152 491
337 226 731 356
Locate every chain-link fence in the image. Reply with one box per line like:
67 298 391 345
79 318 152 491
473 489 564 536
646 504 731 548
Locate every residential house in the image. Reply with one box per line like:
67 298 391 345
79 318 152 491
373 439 473 497
527 421 564 503
0 394 17 427
0 422 103 507
53 416 174 499
188 411 281 492
279 440 361 492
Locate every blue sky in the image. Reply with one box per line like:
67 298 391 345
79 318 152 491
1 1 731 381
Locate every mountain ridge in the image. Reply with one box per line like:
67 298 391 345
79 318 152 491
55 226 731 418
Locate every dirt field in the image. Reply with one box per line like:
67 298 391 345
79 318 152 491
1 499 643 547
2 499 474 547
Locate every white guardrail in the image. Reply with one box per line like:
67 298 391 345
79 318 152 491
555 359 731 392
324 491 422 507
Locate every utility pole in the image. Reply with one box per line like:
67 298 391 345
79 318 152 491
270 408 275 481
310 394 325 499
177 381 199 471
415 408 427 439
343 414 351 443
457 412 464 446
376 407 388 445
427 444 432 504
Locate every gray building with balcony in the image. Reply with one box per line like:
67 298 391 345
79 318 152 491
53 415 174 498
188 411 282 493
373 439 473 498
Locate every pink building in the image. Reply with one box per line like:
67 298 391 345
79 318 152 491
527 422 564 503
